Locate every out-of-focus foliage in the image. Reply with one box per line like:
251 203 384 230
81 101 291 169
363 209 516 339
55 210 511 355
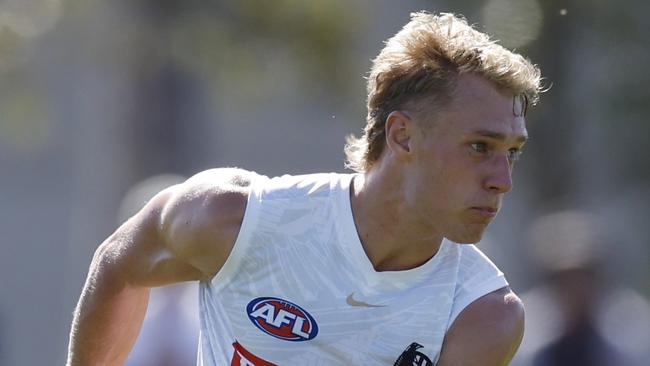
128 0 364 103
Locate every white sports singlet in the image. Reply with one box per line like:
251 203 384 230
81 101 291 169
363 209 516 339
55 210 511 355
197 173 508 365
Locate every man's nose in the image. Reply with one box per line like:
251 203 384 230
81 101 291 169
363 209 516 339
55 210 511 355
484 154 513 193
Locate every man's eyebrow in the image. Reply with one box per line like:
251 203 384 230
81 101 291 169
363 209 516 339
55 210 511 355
469 129 528 143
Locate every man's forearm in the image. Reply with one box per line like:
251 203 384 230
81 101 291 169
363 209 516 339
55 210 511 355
67 245 150 366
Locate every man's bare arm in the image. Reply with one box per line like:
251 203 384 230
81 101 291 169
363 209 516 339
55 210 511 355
436 287 525 366
66 168 251 365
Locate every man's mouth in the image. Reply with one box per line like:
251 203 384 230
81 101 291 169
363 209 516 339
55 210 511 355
470 206 498 217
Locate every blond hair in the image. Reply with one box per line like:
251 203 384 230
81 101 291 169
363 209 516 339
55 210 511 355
345 11 542 172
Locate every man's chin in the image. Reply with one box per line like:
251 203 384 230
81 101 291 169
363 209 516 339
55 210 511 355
446 228 485 244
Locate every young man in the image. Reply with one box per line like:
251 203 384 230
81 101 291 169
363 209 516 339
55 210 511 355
67 12 541 365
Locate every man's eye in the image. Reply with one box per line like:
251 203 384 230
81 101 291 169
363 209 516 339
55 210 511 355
508 148 523 162
470 142 488 153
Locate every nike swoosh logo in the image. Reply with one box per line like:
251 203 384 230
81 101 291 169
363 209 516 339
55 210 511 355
346 293 387 308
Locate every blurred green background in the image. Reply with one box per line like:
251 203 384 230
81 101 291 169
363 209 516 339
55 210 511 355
1 0 648 365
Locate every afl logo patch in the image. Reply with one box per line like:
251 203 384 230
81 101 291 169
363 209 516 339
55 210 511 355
246 297 318 341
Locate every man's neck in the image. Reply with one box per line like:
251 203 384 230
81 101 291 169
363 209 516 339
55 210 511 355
349 168 444 272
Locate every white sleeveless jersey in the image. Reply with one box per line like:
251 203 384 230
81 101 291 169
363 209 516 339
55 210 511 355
197 173 508 365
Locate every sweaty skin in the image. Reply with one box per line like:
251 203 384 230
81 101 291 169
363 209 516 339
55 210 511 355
67 169 250 365
67 74 525 366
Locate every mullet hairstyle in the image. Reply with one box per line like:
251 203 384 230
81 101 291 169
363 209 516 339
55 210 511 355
345 11 542 172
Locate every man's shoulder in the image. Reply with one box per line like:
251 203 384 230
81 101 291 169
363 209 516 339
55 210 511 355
470 287 525 329
184 167 255 190
456 287 525 354
168 167 255 226
158 168 256 278
449 286 524 336
438 287 525 365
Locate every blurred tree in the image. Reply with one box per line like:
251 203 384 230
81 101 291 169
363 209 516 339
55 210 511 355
164 0 363 100
85 0 366 178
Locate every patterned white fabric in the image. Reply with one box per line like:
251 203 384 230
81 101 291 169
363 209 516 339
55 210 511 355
197 173 508 365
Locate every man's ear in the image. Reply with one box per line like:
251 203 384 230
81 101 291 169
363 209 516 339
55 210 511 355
385 110 413 160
